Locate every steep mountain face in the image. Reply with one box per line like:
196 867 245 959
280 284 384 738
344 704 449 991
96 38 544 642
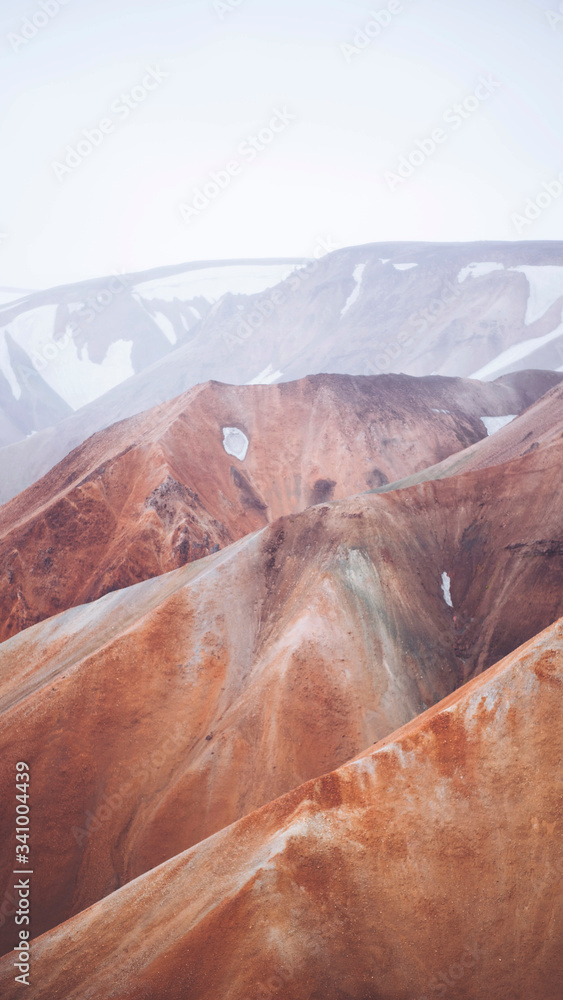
0 619 560 1000
0 400 560 954
1 241 562 503
0 371 558 643
0 259 304 444
375 377 563 493
0 334 72 447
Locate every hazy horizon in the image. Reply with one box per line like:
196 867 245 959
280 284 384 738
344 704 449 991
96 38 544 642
1 0 563 289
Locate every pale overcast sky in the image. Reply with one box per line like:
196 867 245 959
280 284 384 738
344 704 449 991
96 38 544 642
1 0 562 289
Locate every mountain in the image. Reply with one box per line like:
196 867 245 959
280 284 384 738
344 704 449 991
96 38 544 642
0 243 562 1000
0 288 36 306
194 240 563 383
0 258 305 445
0 617 560 999
1 370 559 643
374 375 563 493
0 334 72 447
0 387 561 957
1 241 563 504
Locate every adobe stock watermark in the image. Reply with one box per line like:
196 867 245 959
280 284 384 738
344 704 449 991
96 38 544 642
545 2 563 29
20 273 131 388
364 330 415 375
385 76 501 192
419 940 484 998
340 0 412 62
213 0 245 19
52 66 169 181
364 274 463 374
223 235 339 350
511 170 563 234
8 0 72 53
179 107 296 225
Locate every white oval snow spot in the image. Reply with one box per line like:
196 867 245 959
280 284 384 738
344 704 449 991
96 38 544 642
222 427 249 461
441 572 453 608
393 262 418 271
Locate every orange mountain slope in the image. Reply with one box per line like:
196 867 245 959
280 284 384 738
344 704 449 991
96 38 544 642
0 618 560 999
0 370 558 643
0 415 561 952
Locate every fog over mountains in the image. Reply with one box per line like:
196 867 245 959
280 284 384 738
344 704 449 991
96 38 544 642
1 240 562 503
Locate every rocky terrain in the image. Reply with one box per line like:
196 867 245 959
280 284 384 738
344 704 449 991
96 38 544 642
0 246 561 1000
1 370 560 643
0 369 561 971
375 375 563 493
0 616 560 999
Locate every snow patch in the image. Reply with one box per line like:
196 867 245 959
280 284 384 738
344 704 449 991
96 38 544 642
52 338 135 409
431 408 450 414
393 262 418 271
441 572 453 608
457 262 504 283
151 310 177 346
247 364 283 385
2 304 58 363
0 305 58 397
508 265 563 325
222 427 249 461
0 288 34 306
135 263 299 305
341 263 367 317
6 320 135 410
468 320 563 380
480 414 517 436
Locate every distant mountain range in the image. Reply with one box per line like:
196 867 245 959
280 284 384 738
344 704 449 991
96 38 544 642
1 241 562 503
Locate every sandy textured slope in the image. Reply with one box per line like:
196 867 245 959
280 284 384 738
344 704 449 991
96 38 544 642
0 422 561 951
0 619 560 999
